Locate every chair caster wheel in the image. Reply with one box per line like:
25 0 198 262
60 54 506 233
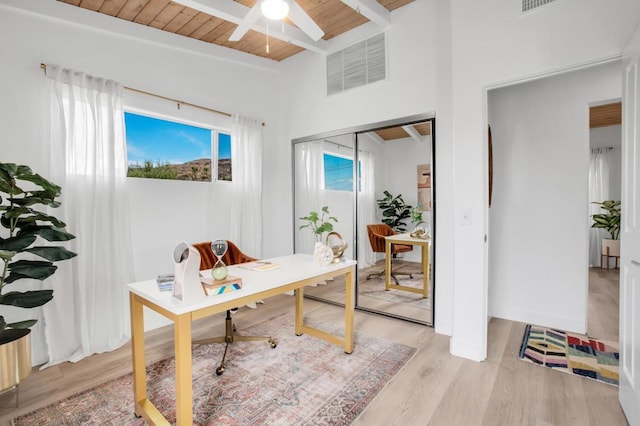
216 366 224 375
270 341 277 349
295 333 302 336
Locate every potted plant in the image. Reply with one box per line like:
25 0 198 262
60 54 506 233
591 200 621 266
376 190 412 233
0 163 77 395
299 206 337 265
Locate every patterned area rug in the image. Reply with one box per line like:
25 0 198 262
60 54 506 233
519 324 619 386
355 268 430 311
14 313 416 425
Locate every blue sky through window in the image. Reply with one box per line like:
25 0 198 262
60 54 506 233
324 153 353 191
125 112 212 165
218 132 231 159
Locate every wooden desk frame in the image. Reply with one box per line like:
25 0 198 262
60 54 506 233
384 234 430 298
129 263 355 425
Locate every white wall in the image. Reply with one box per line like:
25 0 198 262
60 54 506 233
488 61 622 333
0 0 287 364
449 0 640 360
280 0 454 332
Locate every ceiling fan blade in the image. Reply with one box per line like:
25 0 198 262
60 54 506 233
228 4 263 42
288 1 324 42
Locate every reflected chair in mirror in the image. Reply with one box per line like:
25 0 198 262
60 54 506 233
366 224 414 284
192 240 276 375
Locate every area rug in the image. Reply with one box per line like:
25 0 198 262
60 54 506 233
13 313 417 425
519 324 619 386
353 268 430 311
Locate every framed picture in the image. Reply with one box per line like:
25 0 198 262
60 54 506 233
417 164 432 210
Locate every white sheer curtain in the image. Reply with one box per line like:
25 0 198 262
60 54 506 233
45 65 133 366
589 147 611 267
229 115 263 258
295 140 325 254
358 150 376 268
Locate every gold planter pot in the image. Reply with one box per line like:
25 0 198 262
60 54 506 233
0 329 32 397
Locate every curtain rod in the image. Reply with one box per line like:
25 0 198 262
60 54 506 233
323 139 353 150
40 63 265 126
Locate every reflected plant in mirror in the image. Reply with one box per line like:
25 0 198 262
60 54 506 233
377 190 412 233
299 206 338 243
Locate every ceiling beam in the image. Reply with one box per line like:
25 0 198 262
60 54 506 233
171 0 327 53
339 0 392 29
365 131 384 146
402 125 426 143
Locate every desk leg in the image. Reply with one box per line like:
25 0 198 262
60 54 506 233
385 240 391 291
174 314 193 426
130 293 147 417
422 244 429 298
295 288 304 336
344 266 355 354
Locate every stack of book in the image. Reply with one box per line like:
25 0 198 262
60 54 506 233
201 275 243 296
238 261 280 271
156 274 174 292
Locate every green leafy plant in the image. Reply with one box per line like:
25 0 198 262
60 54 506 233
591 200 621 240
0 163 77 335
299 206 338 242
410 207 423 224
377 190 412 232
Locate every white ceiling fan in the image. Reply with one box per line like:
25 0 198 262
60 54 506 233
169 0 391 55
229 0 325 42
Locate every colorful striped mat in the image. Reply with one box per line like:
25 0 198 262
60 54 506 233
519 324 619 386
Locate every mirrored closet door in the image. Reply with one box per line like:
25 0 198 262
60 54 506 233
293 134 356 306
292 116 435 326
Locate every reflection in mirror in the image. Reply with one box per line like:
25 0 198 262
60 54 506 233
294 134 355 306
292 118 435 326
356 121 434 325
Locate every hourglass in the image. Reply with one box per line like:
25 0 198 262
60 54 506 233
211 239 229 280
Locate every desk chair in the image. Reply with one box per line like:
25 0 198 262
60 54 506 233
192 240 276 375
366 224 414 284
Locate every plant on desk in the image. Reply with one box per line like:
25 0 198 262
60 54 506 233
299 206 337 266
0 162 77 393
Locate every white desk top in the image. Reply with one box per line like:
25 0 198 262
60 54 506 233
385 233 431 244
127 253 356 315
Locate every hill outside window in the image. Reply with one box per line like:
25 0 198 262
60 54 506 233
124 111 231 182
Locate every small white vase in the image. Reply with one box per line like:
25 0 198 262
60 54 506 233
313 241 333 266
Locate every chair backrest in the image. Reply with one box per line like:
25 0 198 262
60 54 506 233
366 224 395 253
366 223 413 255
192 241 257 270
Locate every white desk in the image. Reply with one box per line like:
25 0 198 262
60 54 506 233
127 253 356 425
384 233 430 298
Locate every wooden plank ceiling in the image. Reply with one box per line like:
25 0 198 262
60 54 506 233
590 102 622 128
375 121 431 141
59 0 413 62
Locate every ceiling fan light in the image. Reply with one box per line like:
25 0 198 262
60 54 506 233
261 0 289 20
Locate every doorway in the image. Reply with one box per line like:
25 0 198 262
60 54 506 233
587 101 621 341
487 60 622 334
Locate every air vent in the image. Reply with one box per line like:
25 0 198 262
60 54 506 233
522 0 558 12
327 33 386 96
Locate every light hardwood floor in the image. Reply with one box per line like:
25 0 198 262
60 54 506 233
0 268 624 425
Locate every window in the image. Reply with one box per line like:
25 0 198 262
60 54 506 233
217 132 232 181
125 111 232 182
323 153 360 191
